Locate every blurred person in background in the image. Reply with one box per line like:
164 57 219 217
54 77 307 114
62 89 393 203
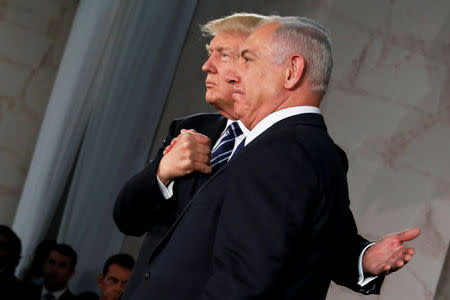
0 224 29 299
29 243 77 300
97 253 135 300
23 239 57 288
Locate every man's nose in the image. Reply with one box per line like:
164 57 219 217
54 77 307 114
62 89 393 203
118 282 127 294
201 56 216 73
48 264 57 271
225 72 240 85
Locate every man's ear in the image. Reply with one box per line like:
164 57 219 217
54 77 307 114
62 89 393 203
97 274 104 287
284 54 305 89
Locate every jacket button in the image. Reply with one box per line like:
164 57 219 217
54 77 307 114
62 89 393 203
144 272 151 280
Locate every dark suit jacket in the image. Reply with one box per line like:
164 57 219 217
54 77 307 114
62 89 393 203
114 113 382 299
0 274 32 300
59 290 75 300
28 285 75 300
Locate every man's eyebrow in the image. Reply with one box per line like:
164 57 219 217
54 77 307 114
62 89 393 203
205 44 229 53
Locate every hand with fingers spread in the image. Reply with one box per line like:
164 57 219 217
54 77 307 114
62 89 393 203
157 129 212 186
362 227 421 276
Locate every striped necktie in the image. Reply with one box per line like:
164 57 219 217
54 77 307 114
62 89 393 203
233 137 246 157
210 122 243 172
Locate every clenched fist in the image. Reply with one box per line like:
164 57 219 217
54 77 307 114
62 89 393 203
157 129 212 186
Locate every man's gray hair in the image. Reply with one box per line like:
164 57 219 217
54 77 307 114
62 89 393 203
271 16 333 93
201 12 274 37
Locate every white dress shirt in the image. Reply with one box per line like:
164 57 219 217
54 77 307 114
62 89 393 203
41 286 68 300
236 106 319 148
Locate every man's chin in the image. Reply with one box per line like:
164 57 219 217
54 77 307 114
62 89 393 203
108 295 120 300
205 95 225 109
204 93 217 105
231 92 245 103
216 108 238 120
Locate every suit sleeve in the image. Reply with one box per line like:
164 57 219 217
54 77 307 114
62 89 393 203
332 145 384 294
201 139 321 299
113 120 180 236
330 212 385 294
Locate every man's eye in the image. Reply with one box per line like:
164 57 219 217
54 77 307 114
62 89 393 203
108 277 119 284
221 54 230 61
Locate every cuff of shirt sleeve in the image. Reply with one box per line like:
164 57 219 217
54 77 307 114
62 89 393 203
156 175 174 199
358 242 378 286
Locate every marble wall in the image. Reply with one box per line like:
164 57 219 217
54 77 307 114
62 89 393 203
318 0 450 299
0 0 78 225
146 0 450 299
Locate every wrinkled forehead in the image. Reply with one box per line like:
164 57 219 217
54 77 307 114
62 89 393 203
48 250 71 262
239 23 279 59
106 263 132 277
206 31 249 52
243 22 279 47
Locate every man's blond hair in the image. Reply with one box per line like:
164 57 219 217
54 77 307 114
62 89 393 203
201 12 274 37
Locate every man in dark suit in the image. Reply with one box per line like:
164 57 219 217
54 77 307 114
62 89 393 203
114 13 419 299
29 243 77 300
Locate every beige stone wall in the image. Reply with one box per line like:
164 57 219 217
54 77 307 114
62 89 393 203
0 0 78 225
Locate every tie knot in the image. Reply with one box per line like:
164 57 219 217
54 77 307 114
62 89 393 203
226 122 242 138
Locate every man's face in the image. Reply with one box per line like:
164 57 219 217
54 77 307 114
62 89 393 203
98 264 131 300
42 250 74 291
231 23 285 129
202 31 248 120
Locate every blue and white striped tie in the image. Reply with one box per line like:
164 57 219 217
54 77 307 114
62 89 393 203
210 122 243 172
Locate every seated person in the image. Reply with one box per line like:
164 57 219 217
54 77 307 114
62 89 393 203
97 253 135 300
29 243 77 300
23 240 57 288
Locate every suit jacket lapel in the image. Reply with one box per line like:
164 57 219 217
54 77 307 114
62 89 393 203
225 113 327 170
198 114 228 146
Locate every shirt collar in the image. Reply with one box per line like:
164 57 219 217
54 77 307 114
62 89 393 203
42 286 68 300
225 119 250 136
244 106 321 146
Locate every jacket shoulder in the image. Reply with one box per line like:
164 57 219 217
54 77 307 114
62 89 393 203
169 113 226 137
173 112 223 126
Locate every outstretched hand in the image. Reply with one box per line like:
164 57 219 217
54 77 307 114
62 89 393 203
362 228 420 276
